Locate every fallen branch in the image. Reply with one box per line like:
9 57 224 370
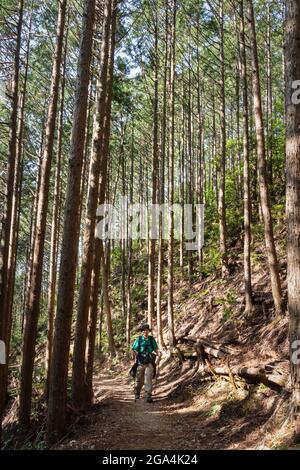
176 334 235 358
209 366 286 391
227 357 238 391
53 416 83 447
205 359 219 381
175 339 226 360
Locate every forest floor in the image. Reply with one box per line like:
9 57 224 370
4 234 300 450
54 253 300 451
55 357 294 451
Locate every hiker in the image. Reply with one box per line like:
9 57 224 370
131 323 158 403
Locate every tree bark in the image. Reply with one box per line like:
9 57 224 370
47 0 96 443
72 0 111 410
266 1 273 193
247 0 282 315
0 0 24 429
156 1 168 350
218 0 229 278
84 1 117 401
187 45 194 283
102 242 116 357
167 0 176 349
126 123 134 347
19 0 67 428
45 33 68 397
239 0 253 313
147 3 159 329
285 0 300 411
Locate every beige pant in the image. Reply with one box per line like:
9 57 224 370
135 363 153 398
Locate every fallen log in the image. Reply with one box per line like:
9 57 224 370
175 335 287 392
177 335 235 355
176 336 229 359
210 366 286 391
173 345 223 360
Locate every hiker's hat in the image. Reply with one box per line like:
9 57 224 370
139 323 151 332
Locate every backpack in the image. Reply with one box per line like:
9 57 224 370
129 336 157 379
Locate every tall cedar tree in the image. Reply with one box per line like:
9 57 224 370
47 0 96 442
19 0 67 427
85 1 117 401
285 0 300 412
247 0 282 315
72 0 112 410
0 0 24 437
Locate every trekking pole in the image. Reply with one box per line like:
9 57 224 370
132 369 135 402
153 354 161 395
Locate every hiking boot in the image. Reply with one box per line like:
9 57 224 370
135 392 140 400
145 396 153 403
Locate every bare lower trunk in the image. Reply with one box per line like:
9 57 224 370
47 0 96 443
266 2 273 193
156 5 168 351
85 244 102 406
218 0 229 278
45 37 67 396
19 0 67 428
167 0 176 349
285 0 300 411
147 5 159 329
72 0 111 410
126 126 134 346
83 0 117 399
102 242 115 357
0 1 24 431
247 0 282 315
239 0 253 313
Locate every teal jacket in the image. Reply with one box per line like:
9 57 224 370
132 335 158 355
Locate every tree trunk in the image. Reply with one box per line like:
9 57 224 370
120 120 127 324
7 1 33 351
147 3 159 329
285 0 300 412
196 20 204 264
247 0 282 315
266 2 273 193
45 33 68 397
19 0 67 428
218 0 229 278
179 94 185 275
239 0 253 313
0 0 24 428
84 0 117 400
187 46 194 283
102 242 116 357
167 0 176 349
156 2 168 350
126 124 134 347
99 1 117 358
85 246 101 406
47 0 96 443
72 0 111 410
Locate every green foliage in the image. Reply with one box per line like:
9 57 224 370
21 440 47 450
200 244 221 277
215 290 237 321
207 403 222 417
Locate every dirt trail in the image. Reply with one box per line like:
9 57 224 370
56 360 278 450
